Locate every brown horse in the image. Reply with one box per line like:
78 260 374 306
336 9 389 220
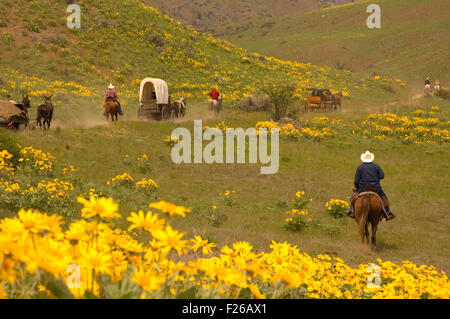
103 100 119 121
354 191 383 249
36 95 54 130
331 92 343 111
171 98 187 119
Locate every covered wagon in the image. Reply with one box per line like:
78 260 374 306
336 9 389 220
138 78 171 120
0 100 28 129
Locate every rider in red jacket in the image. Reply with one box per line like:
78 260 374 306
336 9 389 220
210 88 220 100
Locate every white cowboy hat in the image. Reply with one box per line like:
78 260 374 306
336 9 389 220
108 84 115 89
361 151 375 163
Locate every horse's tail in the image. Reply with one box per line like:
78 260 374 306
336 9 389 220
358 195 370 242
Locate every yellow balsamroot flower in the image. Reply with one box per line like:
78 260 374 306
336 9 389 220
152 225 188 255
0 284 6 299
286 209 308 216
190 236 216 255
65 221 91 243
149 201 191 218
249 284 266 299
18 146 55 172
132 266 166 294
0 217 27 241
115 234 145 255
126 210 165 234
0 150 15 175
78 247 113 275
0 255 16 284
164 136 180 146
62 165 75 175
17 209 63 235
295 191 305 198
37 284 52 297
77 196 120 220
22 237 71 276
232 241 254 256
107 173 134 186
0 180 20 193
135 178 159 191
144 238 166 263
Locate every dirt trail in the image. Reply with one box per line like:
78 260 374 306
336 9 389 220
46 104 221 130
51 116 111 130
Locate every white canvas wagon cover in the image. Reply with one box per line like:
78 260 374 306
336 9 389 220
139 78 169 105
0 100 24 120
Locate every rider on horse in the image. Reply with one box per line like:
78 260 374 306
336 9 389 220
5 94 18 106
210 87 222 109
425 78 431 86
434 80 440 91
348 151 395 221
105 84 123 116
210 88 220 101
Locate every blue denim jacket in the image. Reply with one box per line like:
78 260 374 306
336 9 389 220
354 163 386 196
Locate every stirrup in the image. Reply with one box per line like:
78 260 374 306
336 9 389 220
386 213 395 221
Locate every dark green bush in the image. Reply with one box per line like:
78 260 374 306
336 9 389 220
0 130 21 166
435 88 450 100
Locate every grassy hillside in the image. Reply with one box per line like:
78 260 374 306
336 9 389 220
0 0 449 299
214 0 450 85
0 0 407 124
143 0 351 31
1 96 449 274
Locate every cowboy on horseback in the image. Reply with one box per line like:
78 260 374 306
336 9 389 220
424 77 432 94
105 84 124 116
5 94 18 106
434 80 440 92
210 88 220 101
348 151 395 221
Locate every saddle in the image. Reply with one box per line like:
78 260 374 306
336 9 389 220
351 187 387 220
361 186 380 194
105 98 119 108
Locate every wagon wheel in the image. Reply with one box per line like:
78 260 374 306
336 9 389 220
161 105 171 120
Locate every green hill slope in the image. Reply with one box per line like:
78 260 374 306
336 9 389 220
0 0 406 121
214 0 450 85
143 0 351 31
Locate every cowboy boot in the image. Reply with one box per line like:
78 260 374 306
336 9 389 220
348 191 358 218
348 205 355 218
119 105 124 116
381 196 395 221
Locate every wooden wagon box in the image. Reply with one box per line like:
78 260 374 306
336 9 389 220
305 96 322 108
